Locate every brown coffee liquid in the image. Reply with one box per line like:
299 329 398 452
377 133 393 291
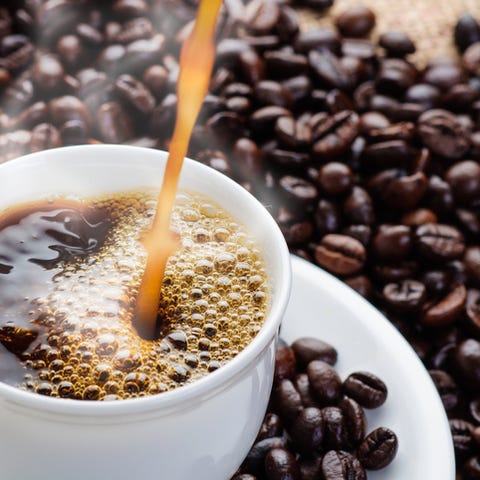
134 0 223 339
0 192 269 400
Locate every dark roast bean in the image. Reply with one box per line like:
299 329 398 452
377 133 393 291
421 284 467 327
343 371 387 408
357 427 398 470
464 42 480 77
339 397 366 446
426 176 455 215
401 208 438 226
454 339 480 390
415 223 465 261
418 109 471 159
257 413 284 442
289 407 324 455
463 456 480 480
309 50 353 91
250 106 292 135
274 379 303 423
265 50 308 79
275 117 311 149
317 162 353 197
322 406 348 450
297 456 323 480
281 75 312 102
307 360 342 405
465 288 480 336
279 176 318 206
383 279 426 312
429 370 459 411
455 15 480 52
265 448 300 480
314 234 366 276
49 96 92 131
342 225 371 247
30 123 62 153
376 58 417 95
445 160 480 206
244 0 280 35
344 275 373 298
335 7 375 38
114 74 155 114
241 437 287 476
450 419 475 457
292 337 337 368
255 80 293 108
294 29 340 55
322 450 366 480
0 34 34 71
311 110 359 161
343 187 375 226
293 373 318 408
372 225 412 262
314 199 342 236
379 31 416 57
341 39 376 60
276 6 299 43
274 345 296 382
465 249 480 286
470 398 480 424
239 49 265 85
96 101 134 143
420 270 452 295
423 59 466 90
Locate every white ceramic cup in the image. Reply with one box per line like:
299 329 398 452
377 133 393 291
0 145 292 480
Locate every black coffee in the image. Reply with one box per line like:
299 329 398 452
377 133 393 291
0 191 269 400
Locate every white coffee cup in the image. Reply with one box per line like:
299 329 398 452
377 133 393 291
0 145 291 480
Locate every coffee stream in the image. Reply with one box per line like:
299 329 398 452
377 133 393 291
134 0 223 340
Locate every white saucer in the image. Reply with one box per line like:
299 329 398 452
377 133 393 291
281 256 455 480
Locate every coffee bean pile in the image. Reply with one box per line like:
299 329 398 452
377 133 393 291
231 337 398 479
1 0 480 475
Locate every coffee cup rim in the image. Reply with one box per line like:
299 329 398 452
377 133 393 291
0 145 292 418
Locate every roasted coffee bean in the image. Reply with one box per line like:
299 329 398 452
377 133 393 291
292 337 337 368
464 42 480 77
322 406 348 450
265 447 300 480
379 31 416 57
342 225 371 247
463 456 480 480
454 339 480 390
114 74 155 114
420 270 452 295
49 96 92 131
372 225 412 262
275 117 311 149
307 360 342 405
465 289 480 336
273 379 303 423
257 413 284 442
244 0 279 35
239 49 265 85
274 345 296 382
0 34 34 71
241 437 287 476
314 234 366 276
405 83 441 109
293 373 318 408
421 284 467 327
250 106 292 135
265 50 308 79
317 162 353 197
401 208 437 226
311 110 359 161
294 29 340 54
339 397 366 446
279 176 318 207
423 59 466 90
281 75 312 102
383 279 426 312
343 187 375 226
30 123 62 153
344 275 372 298
357 427 398 470
426 175 455 215
450 419 475 457
254 80 293 108
429 370 459 411
465 248 480 286
343 371 387 408
376 58 417 95
455 15 480 52
322 450 366 480
415 223 465 261
335 7 375 38
96 101 134 143
309 50 353 91
297 456 323 480
418 109 471 159
445 160 480 206
341 38 375 61
289 407 324 455
314 199 342 236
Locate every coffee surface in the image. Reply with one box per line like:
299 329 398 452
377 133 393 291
0 192 269 400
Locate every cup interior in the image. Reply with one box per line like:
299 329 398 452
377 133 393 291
0 144 291 417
